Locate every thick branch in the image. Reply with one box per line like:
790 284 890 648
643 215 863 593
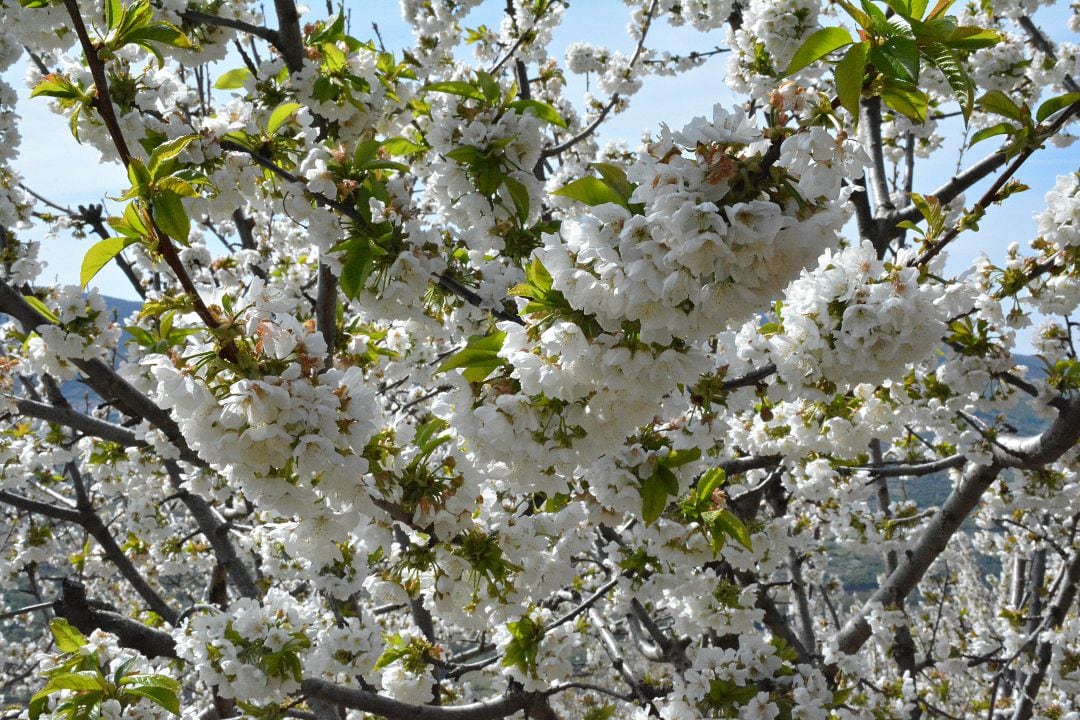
833 397 1080 655
0 490 82 524
301 679 539 720
272 0 307 73
54 579 179 659
315 262 337 369
862 98 895 221
180 9 280 45
165 461 260 599
8 396 145 446
833 460 1001 655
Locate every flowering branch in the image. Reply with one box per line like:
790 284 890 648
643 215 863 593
834 396 1080 656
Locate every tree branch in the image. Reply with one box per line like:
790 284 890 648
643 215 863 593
833 396 1080 656
7 396 145 447
0 490 83 524
180 9 281 46
301 679 539 720
54 579 179 659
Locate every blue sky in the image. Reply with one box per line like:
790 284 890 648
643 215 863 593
9 0 1077 349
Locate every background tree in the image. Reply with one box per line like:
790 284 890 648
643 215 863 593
0 1 1078 719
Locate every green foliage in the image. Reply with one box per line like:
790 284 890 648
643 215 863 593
374 633 438 674
125 310 201 353
835 42 870 117
436 329 508 383
452 528 523 601
896 192 946 243
101 0 196 67
502 614 545 678
220 622 309 684
80 237 138 287
680 467 753 552
552 163 638 212
510 258 601 337
213 67 251 90
783 27 854 76
419 70 567 230
29 619 180 720
636 446 701 526
30 74 93 140
791 0 1002 121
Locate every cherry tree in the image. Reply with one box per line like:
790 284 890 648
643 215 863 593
0 0 1078 718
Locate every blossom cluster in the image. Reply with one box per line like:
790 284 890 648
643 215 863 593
539 106 859 347
768 243 953 391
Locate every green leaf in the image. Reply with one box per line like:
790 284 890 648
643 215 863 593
476 71 501 103
908 0 929 19
640 474 670 525
552 176 625 207
39 671 105 693
152 192 190 243
923 43 974 119
543 492 571 513
105 0 123 31
591 162 633 200
434 336 509 382
155 176 199 197
436 331 508 383
870 36 920 83
214 68 251 90
127 158 151 193
422 80 485 102
29 692 48 720
30 73 84 100
49 618 88 652
503 176 530 221
445 145 483 164
266 101 302 134
1036 92 1080 123
507 99 567 128
338 237 384 299
896 220 924 235
881 79 928 122
835 41 869 117
81 237 138 287
23 295 59 324
696 467 727 502
978 90 1024 122
703 508 753 550
321 42 347 72
924 0 956 20
664 447 701 469
783 26 853 76
365 159 409 172
123 23 195 51
834 0 872 28
122 684 180 716
352 139 381 169
119 673 181 693
861 0 890 31
913 15 958 41
945 26 1002 50
381 137 424 156
968 122 1015 147
147 134 198 177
